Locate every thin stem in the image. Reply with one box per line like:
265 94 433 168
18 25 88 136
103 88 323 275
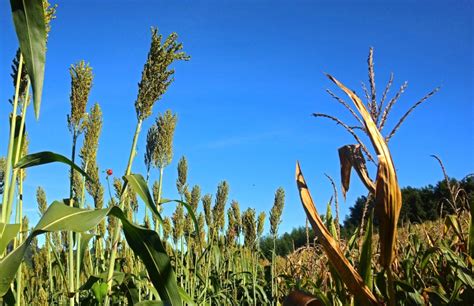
5 82 30 224
1 54 23 224
385 87 439 143
76 161 89 301
154 167 164 234
104 119 142 306
15 178 24 306
387 268 396 306
68 131 78 306
313 113 375 163
47 233 53 295
272 236 276 304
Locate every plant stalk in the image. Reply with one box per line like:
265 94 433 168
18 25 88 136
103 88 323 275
104 119 142 306
1 54 23 224
68 131 78 306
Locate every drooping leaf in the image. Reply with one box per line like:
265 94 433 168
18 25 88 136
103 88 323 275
0 201 181 305
124 174 201 242
0 222 20 254
445 214 464 242
338 144 374 198
79 233 94 271
295 162 378 305
10 0 47 119
14 151 91 182
123 174 164 225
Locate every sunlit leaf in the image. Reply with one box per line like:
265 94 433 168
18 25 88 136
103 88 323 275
14 151 91 182
10 0 47 119
0 222 20 255
0 201 181 305
295 162 378 305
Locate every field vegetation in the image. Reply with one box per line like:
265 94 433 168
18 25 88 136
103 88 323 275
1 1 473 305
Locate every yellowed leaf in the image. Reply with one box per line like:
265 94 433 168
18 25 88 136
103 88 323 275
296 162 379 306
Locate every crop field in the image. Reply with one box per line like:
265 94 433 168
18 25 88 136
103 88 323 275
0 1 473 305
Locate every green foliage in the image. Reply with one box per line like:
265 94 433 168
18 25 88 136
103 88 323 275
9 0 47 119
14 151 91 181
261 226 315 257
0 201 182 305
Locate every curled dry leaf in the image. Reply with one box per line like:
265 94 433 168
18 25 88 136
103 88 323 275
338 144 375 199
296 162 379 306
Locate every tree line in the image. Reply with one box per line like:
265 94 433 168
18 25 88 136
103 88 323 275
261 175 473 257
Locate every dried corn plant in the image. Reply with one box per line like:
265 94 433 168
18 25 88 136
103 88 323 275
296 48 440 305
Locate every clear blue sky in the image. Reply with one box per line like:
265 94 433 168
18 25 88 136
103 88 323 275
1 0 473 234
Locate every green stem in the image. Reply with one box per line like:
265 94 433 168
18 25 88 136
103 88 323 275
68 131 78 306
15 179 24 306
272 237 276 304
104 119 142 306
153 167 164 235
47 234 53 295
1 55 23 224
150 166 164 299
75 161 89 302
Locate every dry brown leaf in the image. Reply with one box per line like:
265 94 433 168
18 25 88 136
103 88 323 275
338 144 375 199
283 290 323 306
296 162 379 306
374 155 402 268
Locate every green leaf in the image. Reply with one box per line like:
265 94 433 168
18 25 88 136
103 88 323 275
91 281 108 305
3 287 15 306
14 151 91 182
0 201 181 305
359 210 373 292
79 233 94 271
0 223 20 254
79 272 125 291
9 0 47 119
178 286 195 305
124 174 200 242
123 174 164 225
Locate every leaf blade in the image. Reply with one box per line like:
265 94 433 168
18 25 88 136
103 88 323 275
10 0 47 119
14 151 91 182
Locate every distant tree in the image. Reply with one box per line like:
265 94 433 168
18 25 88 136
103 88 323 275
268 175 473 254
